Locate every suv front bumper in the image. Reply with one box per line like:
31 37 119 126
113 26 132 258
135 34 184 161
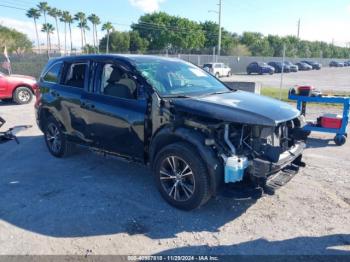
248 141 306 178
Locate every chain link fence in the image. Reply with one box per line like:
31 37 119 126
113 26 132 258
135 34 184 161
2 53 348 78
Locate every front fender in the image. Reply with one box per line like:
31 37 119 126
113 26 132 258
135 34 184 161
149 126 223 195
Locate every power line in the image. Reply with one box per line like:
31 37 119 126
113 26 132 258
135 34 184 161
0 3 26 10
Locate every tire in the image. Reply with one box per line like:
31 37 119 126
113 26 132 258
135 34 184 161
334 135 346 146
247 71 251 75
153 142 211 210
13 86 33 104
44 116 73 158
215 72 220 78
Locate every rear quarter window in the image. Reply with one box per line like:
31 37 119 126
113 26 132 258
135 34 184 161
43 62 62 83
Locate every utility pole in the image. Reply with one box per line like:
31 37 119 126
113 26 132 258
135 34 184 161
279 44 286 100
297 19 301 39
218 0 222 58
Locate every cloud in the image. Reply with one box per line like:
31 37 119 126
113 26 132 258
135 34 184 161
129 0 165 13
0 17 105 50
347 4 350 13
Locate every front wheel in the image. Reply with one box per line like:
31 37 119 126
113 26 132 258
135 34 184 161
153 143 211 210
215 72 220 78
13 86 33 104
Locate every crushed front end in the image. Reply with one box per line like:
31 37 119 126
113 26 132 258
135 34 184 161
215 116 307 193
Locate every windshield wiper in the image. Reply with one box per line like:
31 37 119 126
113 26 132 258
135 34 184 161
200 90 232 97
163 95 192 98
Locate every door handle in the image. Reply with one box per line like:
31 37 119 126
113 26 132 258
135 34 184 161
81 101 95 109
51 90 60 97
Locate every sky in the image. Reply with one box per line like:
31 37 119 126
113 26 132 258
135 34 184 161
0 0 350 49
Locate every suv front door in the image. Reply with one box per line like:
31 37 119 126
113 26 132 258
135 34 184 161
81 59 147 160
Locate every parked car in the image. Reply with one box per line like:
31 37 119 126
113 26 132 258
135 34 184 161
268 62 291 73
343 61 350 67
246 62 275 75
301 61 322 70
295 62 313 71
0 72 38 104
284 61 299 72
36 55 306 210
329 61 344 67
203 63 231 78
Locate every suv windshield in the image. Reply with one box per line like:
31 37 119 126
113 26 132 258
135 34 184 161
133 58 229 97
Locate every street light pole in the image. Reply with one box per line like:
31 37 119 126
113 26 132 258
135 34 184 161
218 0 222 58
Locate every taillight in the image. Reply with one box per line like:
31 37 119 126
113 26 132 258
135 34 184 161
34 86 41 108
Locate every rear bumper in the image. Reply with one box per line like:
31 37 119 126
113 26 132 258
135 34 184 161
248 141 306 178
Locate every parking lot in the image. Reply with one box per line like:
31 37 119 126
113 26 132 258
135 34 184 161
225 67 350 92
0 99 349 255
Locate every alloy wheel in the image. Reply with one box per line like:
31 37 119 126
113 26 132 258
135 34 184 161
18 90 31 103
160 156 195 202
46 123 62 154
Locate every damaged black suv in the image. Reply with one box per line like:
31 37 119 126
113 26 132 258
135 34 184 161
36 55 306 210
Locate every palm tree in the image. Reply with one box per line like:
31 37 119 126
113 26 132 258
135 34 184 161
102 22 114 53
66 13 74 53
88 14 100 52
26 8 41 53
37 2 50 51
48 7 62 53
41 23 55 52
74 12 86 51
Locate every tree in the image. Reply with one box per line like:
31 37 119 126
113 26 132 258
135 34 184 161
41 23 55 52
101 22 114 53
129 31 149 53
132 12 205 52
60 11 74 53
74 12 87 51
88 14 101 53
26 8 41 53
37 2 50 50
48 7 62 52
100 31 129 53
0 25 32 55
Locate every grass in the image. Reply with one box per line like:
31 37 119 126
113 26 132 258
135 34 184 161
261 87 350 108
261 87 290 102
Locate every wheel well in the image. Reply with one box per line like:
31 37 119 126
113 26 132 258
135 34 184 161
12 85 35 96
149 127 224 196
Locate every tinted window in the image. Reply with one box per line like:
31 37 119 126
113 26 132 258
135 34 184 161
203 64 213 68
63 63 87 89
43 62 62 83
100 63 137 99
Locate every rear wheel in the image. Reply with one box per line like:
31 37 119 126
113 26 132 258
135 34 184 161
153 142 211 210
44 116 73 158
13 86 33 104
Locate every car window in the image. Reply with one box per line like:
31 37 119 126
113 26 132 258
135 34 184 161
203 64 213 68
43 62 62 83
214 64 222 68
134 58 228 97
63 63 87 89
99 63 137 99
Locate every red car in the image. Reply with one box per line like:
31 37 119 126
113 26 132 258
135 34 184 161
0 72 38 104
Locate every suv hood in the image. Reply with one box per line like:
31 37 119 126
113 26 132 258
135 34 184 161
171 91 300 127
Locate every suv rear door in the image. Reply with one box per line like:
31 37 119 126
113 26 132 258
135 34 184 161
80 58 147 160
53 59 89 142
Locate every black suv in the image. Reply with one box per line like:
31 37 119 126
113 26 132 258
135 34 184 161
36 55 306 210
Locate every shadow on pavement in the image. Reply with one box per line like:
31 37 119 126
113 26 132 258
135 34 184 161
0 135 259 240
154 234 350 255
306 137 338 149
